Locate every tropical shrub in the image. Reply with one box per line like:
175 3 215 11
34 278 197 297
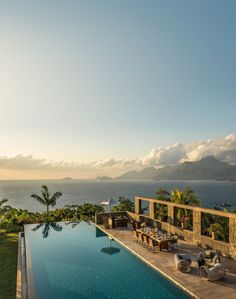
112 197 134 212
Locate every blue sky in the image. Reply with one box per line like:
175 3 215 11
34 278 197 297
0 1 235 177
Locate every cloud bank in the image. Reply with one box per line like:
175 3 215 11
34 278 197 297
0 134 236 178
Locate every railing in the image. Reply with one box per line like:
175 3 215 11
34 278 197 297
135 196 236 260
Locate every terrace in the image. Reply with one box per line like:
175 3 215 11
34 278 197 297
95 197 236 299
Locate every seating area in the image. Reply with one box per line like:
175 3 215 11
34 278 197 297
133 227 178 253
132 223 226 282
197 250 225 281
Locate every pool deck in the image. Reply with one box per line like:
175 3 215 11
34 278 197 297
97 225 236 299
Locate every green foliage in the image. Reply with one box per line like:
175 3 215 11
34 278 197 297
154 203 168 221
155 188 171 201
208 223 224 235
201 213 229 242
0 232 18 299
170 188 200 229
31 185 62 214
154 188 200 228
154 189 170 220
171 188 200 206
112 196 134 212
0 203 104 232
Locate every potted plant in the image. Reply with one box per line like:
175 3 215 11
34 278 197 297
207 223 224 240
180 215 189 229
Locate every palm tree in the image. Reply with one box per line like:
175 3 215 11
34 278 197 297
112 197 134 212
155 188 171 221
171 188 200 206
171 188 200 229
31 185 62 216
155 188 170 201
0 198 12 213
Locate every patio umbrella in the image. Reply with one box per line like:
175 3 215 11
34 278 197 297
100 198 119 213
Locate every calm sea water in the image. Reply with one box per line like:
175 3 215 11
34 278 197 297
0 179 236 212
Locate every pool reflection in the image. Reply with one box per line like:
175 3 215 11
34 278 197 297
32 222 62 238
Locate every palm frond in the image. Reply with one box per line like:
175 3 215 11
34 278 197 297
31 194 46 205
0 198 8 208
50 192 62 207
2 205 12 211
41 185 50 201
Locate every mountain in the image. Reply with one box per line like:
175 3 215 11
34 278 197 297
96 176 113 180
117 167 157 180
116 156 236 181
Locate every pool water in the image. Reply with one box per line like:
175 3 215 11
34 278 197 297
24 222 191 299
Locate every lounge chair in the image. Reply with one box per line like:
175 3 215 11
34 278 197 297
174 253 192 273
200 263 226 281
198 250 220 268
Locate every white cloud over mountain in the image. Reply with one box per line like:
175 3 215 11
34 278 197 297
0 134 236 177
140 134 236 167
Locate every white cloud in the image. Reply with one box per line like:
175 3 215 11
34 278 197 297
140 143 186 166
0 134 236 177
182 134 236 163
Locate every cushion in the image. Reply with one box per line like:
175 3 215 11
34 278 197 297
213 263 222 271
205 250 214 259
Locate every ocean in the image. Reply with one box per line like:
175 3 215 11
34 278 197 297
0 179 236 212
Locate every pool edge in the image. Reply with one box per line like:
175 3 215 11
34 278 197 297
24 225 37 299
16 232 27 299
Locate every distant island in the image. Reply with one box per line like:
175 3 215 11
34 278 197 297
62 177 73 180
116 156 236 181
96 176 113 180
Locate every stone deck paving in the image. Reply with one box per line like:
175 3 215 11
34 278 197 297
97 226 236 299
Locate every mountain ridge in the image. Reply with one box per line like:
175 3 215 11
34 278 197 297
116 156 236 181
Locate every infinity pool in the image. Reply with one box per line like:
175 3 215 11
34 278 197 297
24 222 191 299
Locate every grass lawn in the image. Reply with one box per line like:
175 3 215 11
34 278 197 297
0 232 18 299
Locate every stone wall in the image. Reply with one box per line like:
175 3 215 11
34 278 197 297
135 196 236 260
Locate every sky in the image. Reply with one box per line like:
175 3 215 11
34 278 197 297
0 1 235 179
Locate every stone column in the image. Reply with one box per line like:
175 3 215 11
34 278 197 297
192 210 201 245
229 217 236 260
167 204 174 232
149 201 155 219
135 197 141 215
